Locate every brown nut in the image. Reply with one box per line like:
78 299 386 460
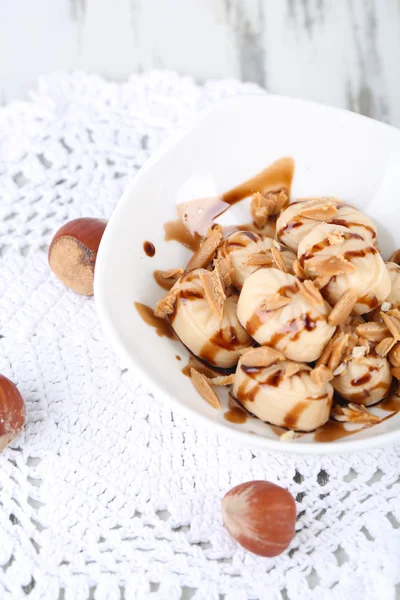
48 218 107 295
0 374 26 452
221 480 296 557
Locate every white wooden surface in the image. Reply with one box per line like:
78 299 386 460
1 0 400 126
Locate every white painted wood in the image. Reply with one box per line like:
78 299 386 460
0 0 399 126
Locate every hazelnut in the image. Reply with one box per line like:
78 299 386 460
221 480 296 557
0 374 26 452
48 218 107 295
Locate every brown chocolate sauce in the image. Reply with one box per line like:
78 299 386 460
351 368 378 387
278 219 303 237
283 400 308 429
181 356 218 379
176 355 181 361
224 407 247 424
153 270 175 291
143 241 156 257
330 219 376 240
314 420 363 442
134 302 176 339
164 157 294 250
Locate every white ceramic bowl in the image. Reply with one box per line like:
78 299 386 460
95 95 400 454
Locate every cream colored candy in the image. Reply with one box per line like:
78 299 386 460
384 261 400 309
237 268 335 362
217 231 295 290
332 354 392 406
298 223 391 315
169 269 252 368
233 356 333 431
276 198 377 252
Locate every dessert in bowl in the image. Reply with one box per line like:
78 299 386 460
95 95 400 453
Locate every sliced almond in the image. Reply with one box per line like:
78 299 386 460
279 430 297 441
316 338 334 367
356 321 390 342
328 332 349 372
185 225 223 271
270 247 287 272
259 292 292 311
327 230 345 245
310 365 334 385
389 248 400 265
380 312 400 341
351 345 368 359
375 336 396 357
331 403 381 425
298 203 338 221
309 256 356 276
214 256 233 288
298 279 324 306
250 192 270 228
200 269 226 320
247 251 274 267
314 275 331 291
389 343 400 367
333 363 347 376
210 374 235 386
292 260 306 279
282 362 305 379
328 289 358 326
387 308 400 320
190 368 221 409
240 346 285 368
159 268 184 280
154 288 179 318
381 301 392 312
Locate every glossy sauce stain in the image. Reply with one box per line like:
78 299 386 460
143 241 156 257
134 302 176 339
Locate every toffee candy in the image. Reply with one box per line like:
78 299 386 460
332 354 392 406
276 198 377 252
168 269 252 368
298 223 391 315
217 231 295 291
233 350 333 431
237 268 335 362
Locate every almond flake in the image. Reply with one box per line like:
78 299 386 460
328 332 349 371
389 343 400 367
270 247 287 272
190 368 221 409
381 302 392 312
210 374 235 386
298 279 324 306
313 275 332 290
292 260 307 279
328 289 358 326
280 430 296 441
356 321 390 342
387 308 400 320
351 345 368 359
159 268 184 280
240 346 285 368
200 269 226 320
246 251 274 267
214 256 233 288
316 338 334 367
389 248 400 265
185 225 223 271
375 336 396 357
327 230 345 245
154 288 179 318
260 292 292 311
273 240 282 251
310 256 356 276
331 403 381 425
298 203 338 221
310 365 334 385
250 192 270 228
380 312 400 341
282 362 305 379
333 363 347 376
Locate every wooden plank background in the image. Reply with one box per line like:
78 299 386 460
1 0 400 126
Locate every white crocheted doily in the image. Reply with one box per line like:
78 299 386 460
0 72 399 600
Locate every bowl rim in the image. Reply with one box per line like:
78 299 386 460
95 93 400 455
